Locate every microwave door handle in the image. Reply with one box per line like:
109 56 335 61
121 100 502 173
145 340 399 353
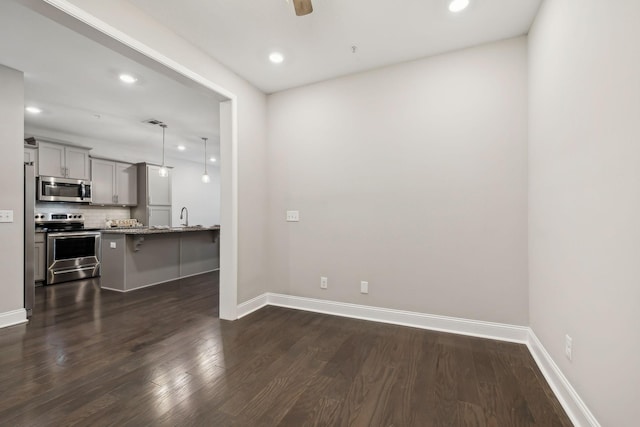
81 182 86 200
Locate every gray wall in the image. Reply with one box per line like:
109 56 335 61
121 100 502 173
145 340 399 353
0 64 24 318
529 0 640 425
267 37 529 325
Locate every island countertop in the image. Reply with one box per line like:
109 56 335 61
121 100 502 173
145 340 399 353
100 225 220 235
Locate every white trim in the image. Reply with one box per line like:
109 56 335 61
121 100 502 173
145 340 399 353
0 309 28 329
239 293 528 343
236 293 269 319
33 0 239 323
527 330 601 427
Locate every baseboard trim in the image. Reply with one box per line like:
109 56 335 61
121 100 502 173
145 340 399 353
236 293 269 318
244 293 528 343
527 330 601 427
0 309 28 329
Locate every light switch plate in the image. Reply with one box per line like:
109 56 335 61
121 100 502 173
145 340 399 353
286 210 300 222
0 210 14 223
110 242 117 249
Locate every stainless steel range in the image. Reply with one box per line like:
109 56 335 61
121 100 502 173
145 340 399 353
35 213 101 285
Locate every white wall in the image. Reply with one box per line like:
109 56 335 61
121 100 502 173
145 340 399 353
0 64 25 324
529 0 640 425
170 157 220 226
267 37 529 325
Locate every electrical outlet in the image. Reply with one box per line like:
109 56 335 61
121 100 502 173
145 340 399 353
286 210 299 222
320 276 328 289
110 242 117 249
565 334 573 361
360 281 369 294
0 210 14 223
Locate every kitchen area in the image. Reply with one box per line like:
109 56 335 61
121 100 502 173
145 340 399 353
3 0 225 319
24 136 221 316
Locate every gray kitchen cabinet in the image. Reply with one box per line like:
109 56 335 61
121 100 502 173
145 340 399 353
34 233 46 282
131 163 172 226
146 164 172 205
24 147 38 172
91 158 137 206
38 141 90 180
148 206 172 227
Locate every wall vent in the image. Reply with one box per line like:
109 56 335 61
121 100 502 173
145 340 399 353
142 118 165 126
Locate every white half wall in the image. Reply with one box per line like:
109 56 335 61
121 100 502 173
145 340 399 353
0 64 26 326
529 0 640 426
267 37 529 325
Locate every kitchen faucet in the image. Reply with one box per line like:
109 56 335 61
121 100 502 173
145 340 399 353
180 206 189 226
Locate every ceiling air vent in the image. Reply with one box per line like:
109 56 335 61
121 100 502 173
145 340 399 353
142 118 165 126
24 137 38 146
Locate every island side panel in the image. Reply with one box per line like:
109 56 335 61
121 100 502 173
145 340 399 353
180 230 220 277
125 233 181 291
100 234 127 291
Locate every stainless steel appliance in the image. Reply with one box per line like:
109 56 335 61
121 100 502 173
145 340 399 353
37 176 92 203
24 163 35 317
36 213 101 285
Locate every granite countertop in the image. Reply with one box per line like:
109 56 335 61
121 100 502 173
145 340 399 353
100 225 220 235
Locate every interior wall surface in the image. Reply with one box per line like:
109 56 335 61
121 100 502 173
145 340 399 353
0 64 25 319
528 0 640 425
267 37 529 325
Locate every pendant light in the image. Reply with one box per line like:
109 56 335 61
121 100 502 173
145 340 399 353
201 137 210 183
158 124 169 177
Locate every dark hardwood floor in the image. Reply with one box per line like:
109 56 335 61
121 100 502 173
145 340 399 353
0 273 572 426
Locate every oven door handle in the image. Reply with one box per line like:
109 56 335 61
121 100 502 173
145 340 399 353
48 232 100 238
52 266 98 275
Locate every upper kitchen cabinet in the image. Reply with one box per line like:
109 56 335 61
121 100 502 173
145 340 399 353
131 163 172 226
38 141 90 180
146 164 172 206
90 158 137 206
24 146 38 171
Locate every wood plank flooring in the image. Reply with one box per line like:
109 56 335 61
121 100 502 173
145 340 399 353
0 273 572 426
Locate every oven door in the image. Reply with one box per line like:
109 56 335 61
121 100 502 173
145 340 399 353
37 176 92 203
46 231 101 285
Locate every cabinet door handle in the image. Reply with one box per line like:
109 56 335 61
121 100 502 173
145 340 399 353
61 166 65 177
115 195 119 204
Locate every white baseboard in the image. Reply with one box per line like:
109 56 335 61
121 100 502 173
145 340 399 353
0 309 28 329
236 293 599 426
236 293 269 318
527 330 601 427
239 292 528 343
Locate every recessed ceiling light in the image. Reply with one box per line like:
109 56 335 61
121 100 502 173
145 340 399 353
449 0 470 13
269 52 284 64
119 73 138 84
177 145 186 151
210 157 217 163
25 106 42 114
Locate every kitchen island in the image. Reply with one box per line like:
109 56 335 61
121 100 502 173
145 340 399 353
100 226 220 292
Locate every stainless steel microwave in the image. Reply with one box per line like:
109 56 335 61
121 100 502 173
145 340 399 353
37 176 92 203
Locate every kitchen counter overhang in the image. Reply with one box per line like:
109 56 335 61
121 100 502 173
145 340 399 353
100 226 220 292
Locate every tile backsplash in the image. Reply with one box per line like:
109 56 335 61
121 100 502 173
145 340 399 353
36 203 132 228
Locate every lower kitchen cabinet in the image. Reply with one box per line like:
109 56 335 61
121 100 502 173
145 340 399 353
35 233 46 282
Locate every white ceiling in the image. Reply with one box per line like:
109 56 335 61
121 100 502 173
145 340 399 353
128 0 542 93
0 0 541 162
0 0 223 165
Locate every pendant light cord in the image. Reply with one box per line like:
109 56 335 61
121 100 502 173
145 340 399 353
161 124 166 167
203 137 208 174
